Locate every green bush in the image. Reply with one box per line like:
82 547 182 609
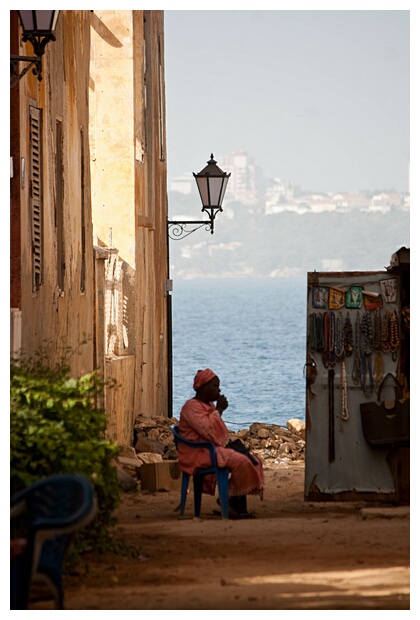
10 353 121 552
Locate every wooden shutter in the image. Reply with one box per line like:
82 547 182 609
29 106 43 292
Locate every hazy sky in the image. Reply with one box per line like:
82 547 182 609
164 9 410 194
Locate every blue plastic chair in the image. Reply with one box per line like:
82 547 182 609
10 474 97 610
170 425 230 519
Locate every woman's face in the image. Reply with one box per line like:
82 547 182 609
202 376 221 402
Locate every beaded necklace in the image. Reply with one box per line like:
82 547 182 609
372 308 384 384
352 311 362 385
322 312 336 368
360 311 374 395
340 359 349 421
389 309 400 361
322 312 329 368
335 311 345 361
328 311 336 366
361 311 373 355
316 313 324 351
343 311 353 357
372 308 382 351
381 309 390 352
308 313 318 353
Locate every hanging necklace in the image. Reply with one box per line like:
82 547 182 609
322 312 330 368
361 311 373 355
340 359 349 421
372 308 382 351
323 312 336 368
372 309 384 384
316 313 324 351
360 311 374 395
389 309 400 361
335 311 345 361
343 311 353 357
381 309 390 352
352 311 362 385
328 312 336 367
308 313 318 353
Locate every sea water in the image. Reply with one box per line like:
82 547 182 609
171 277 307 431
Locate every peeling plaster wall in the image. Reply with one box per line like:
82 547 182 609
18 11 94 377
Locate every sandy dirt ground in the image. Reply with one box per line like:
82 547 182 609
30 461 410 611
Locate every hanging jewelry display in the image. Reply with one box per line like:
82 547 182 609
380 278 398 303
360 311 374 395
345 286 364 309
352 311 362 385
312 286 329 309
340 359 349 421
343 311 353 357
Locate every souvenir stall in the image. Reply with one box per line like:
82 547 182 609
304 248 410 503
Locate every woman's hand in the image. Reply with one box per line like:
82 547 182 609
216 394 228 415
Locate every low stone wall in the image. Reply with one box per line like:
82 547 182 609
116 415 306 490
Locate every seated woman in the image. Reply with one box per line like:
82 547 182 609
177 368 264 518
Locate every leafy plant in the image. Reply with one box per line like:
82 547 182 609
10 351 121 551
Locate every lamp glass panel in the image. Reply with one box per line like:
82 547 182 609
18 10 58 34
208 176 224 207
195 177 210 207
35 11 56 31
18 11 35 32
219 176 229 205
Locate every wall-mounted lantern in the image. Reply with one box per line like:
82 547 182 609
168 154 231 240
10 10 60 88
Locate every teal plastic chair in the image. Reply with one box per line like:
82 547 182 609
10 474 97 609
170 425 230 519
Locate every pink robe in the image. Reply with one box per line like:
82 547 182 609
178 398 265 497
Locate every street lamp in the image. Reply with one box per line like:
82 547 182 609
166 153 230 416
10 10 60 88
168 154 231 240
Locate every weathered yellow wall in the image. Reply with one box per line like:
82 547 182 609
19 11 95 377
90 10 169 440
105 356 136 445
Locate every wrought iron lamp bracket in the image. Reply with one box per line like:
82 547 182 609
167 220 214 240
10 54 42 87
10 32 57 88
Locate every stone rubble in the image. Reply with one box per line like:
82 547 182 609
116 415 306 489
